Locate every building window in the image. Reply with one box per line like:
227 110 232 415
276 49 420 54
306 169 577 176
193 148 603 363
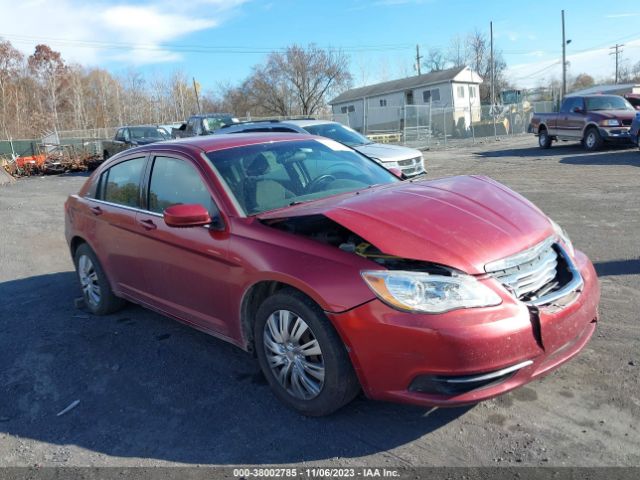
469 86 476 98
379 99 387 107
340 106 348 114
457 86 465 98
423 89 441 103
348 105 355 112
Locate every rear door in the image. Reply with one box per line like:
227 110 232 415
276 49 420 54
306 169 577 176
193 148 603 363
134 153 233 336
87 155 150 297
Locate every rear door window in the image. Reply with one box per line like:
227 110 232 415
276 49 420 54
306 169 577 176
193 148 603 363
98 157 146 208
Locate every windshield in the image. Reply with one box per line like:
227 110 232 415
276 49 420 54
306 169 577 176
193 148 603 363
129 127 169 140
203 116 238 132
302 123 372 147
206 138 398 215
585 96 634 111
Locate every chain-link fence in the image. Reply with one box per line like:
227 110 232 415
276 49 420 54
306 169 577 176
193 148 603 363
345 101 556 149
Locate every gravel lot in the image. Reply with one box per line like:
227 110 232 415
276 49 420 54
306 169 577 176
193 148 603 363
0 135 638 467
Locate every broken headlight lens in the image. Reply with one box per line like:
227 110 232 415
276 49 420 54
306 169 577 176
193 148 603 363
361 271 502 314
549 218 575 257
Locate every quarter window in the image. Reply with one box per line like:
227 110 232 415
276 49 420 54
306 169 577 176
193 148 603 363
99 157 146 207
148 156 219 217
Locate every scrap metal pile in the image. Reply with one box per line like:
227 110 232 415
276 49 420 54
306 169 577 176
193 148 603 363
1 142 102 178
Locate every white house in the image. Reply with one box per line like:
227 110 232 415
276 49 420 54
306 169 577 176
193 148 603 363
329 66 483 135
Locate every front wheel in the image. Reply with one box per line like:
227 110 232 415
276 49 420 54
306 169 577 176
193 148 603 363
583 127 603 151
254 289 360 416
538 130 552 148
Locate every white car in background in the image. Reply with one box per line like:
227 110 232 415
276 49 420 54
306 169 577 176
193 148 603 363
217 119 426 178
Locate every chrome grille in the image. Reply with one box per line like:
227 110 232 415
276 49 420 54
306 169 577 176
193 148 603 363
398 156 423 176
486 237 560 301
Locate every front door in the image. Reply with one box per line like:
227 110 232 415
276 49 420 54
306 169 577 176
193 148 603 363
134 154 233 337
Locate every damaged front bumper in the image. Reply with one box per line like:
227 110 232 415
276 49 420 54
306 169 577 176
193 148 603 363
328 250 599 407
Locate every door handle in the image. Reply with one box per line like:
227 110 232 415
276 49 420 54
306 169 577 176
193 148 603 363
138 218 157 231
90 206 103 216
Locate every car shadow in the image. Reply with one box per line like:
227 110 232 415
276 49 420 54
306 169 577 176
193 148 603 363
594 259 640 277
559 151 640 167
475 142 637 160
0 272 471 465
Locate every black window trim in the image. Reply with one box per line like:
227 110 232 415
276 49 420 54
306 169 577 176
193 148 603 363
142 152 226 230
90 153 150 210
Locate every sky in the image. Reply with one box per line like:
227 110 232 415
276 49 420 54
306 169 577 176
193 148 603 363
1 0 640 93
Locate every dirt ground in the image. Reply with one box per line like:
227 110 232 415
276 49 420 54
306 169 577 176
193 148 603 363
0 135 638 467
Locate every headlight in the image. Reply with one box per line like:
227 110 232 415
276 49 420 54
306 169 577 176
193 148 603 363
600 119 620 127
383 160 399 168
549 218 574 257
361 271 502 314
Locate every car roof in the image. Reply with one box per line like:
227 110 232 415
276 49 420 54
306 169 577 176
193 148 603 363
127 132 318 156
283 119 338 128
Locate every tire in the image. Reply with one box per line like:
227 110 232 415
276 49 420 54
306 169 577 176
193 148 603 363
583 127 603 151
538 129 552 149
254 288 360 416
74 243 125 315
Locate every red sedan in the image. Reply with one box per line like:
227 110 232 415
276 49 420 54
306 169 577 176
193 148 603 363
65 133 599 416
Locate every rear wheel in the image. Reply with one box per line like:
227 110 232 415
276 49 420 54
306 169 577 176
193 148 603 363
74 243 125 315
538 129 552 148
254 289 360 416
583 127 603 151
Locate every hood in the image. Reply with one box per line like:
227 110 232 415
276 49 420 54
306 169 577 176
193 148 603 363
257 176 554 274
354 143 422 163
590 110 636 122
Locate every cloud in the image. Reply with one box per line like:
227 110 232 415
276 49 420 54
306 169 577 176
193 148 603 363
605 13 640 18
0 0 249 66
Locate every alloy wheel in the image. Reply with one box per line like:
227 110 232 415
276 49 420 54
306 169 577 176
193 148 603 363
78 254 101 307
263 309 325 400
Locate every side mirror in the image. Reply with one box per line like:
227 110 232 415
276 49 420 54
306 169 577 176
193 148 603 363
164 204 211 228
388 167 405 180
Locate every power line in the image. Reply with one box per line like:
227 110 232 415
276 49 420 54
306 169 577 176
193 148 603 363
0 32 415 54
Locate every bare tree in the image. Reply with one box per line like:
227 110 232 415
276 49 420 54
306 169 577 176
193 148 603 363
447 35 468 68
569 73 595 92
424 47 447 72
465 30 509 103
0 40 24 136
28 44 68 131
276 45 352 115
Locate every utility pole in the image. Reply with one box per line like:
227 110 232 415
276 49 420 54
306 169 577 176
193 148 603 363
415 44 423 76
490 21 496 139
562 10 566 97
192 77 201 114
609 44 624 83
